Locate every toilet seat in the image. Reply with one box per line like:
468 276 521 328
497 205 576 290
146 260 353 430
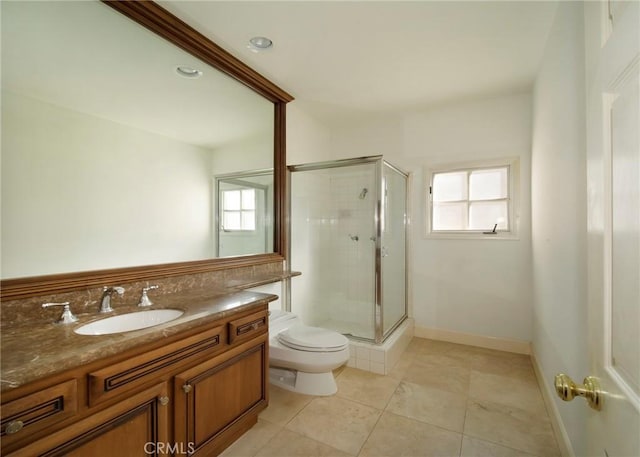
277 324 348 352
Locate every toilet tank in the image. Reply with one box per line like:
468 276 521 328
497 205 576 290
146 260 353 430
268 310 299 334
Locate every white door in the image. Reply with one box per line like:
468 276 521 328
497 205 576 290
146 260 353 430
585 1 639 456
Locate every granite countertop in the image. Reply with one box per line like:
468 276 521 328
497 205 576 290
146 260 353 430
1 290 277 393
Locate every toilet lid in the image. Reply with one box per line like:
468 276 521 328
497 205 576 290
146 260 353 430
277 325 348 352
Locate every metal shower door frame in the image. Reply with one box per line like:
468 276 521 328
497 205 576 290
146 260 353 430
379 159 410 343
286 156 408 344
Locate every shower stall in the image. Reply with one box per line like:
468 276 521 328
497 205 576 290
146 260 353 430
288 156 408 344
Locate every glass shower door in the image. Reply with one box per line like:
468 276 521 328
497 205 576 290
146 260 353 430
381 161 407 337
289 160 377 340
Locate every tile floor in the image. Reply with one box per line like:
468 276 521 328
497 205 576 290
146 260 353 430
222 337 560 457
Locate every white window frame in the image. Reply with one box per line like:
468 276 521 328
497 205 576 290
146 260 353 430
424 157 520 240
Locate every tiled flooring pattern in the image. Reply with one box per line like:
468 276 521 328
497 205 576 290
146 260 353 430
222 338 560 457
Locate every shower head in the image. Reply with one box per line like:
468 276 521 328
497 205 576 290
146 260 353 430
359 188 368 199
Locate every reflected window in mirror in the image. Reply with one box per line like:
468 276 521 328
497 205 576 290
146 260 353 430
215 170 273 258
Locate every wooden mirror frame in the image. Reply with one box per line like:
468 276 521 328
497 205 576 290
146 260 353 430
0 1 293 300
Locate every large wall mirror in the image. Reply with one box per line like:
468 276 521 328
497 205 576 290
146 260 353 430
0 1 292 299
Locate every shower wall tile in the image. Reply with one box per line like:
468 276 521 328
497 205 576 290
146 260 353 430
290 171 331 324
343 319 414 376
292 164 380 341
356 346 371 361
356 359 371 371
385 320 415 375
370 361 386 375
370 349 385 364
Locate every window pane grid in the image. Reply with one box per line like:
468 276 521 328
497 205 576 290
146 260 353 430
430 165 510 233
221 188 257 231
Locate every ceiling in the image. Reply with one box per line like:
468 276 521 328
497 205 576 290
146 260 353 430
161 1 558 125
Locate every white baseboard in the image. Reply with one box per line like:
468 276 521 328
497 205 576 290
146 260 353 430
530 350 575 457
413 325 531 354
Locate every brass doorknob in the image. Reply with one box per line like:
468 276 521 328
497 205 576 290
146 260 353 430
554 373 603 410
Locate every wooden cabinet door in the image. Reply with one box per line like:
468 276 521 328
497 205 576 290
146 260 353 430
1 379 78 452
174 334 268 456
9 383 170 457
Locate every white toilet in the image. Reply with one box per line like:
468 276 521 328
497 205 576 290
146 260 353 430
268 310 349 396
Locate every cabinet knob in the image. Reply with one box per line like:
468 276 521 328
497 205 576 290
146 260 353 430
182 384 193 394
5 420 24 434
158 396 169 406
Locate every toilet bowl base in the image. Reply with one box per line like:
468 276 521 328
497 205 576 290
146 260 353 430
269 367 338 396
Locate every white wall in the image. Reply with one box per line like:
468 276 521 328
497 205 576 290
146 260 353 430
288 93 534 344
1 91 213 277
211 131 273 174
531 3 587 456
402 94 533 343
286 102 332 166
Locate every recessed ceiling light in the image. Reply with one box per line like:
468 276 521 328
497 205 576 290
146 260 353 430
175 66 202 78
247 36 273 53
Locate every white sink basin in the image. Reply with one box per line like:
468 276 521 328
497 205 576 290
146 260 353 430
75 309 184 335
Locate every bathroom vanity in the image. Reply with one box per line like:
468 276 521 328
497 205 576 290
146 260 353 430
0 291 273 456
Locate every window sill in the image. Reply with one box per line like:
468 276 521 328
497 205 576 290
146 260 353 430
424 232 520 241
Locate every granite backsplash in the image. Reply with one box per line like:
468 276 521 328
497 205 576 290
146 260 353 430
1 261 290 328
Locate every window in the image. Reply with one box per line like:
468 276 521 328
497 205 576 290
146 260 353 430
426 158 518 237
221 188 256 231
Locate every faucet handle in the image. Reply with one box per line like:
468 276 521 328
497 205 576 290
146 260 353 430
42 302 78 324
138 285 159 307
103 286 125 295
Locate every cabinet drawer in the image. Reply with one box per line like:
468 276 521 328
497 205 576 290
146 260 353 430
228 310 268 345
89 325 224 406
8 383 169 457
1 379 78 446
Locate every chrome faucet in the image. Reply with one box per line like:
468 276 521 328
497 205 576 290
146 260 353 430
138 285 159 307
100 286 124 313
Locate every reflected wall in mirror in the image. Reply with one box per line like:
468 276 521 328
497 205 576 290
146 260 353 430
1 0 281 281
215 170 274 257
